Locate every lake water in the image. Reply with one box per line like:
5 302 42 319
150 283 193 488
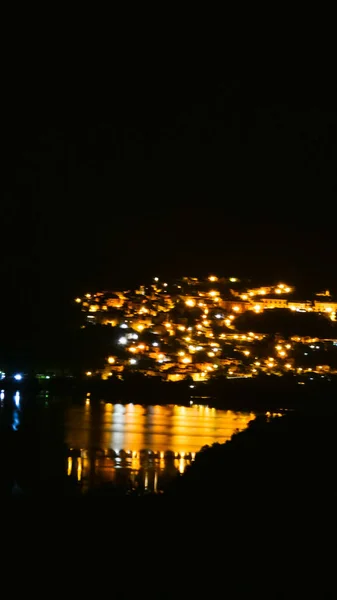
0 390 256 494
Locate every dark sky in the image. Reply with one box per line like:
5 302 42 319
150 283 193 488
1 59 336 346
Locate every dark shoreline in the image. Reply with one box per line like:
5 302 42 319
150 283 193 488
2 374 337 413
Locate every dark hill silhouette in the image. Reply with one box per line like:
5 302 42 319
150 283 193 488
171 408 337 512
235 308 337 338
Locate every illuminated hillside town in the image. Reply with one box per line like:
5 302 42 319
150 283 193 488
73 275 337 383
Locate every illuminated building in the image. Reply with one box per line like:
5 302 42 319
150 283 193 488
262 297 288 309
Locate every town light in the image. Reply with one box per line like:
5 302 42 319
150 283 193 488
185 299 196 307
108 357 115 364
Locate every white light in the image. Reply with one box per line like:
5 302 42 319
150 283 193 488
190 400 194 405
14 374 22 381
154 277 159 282
118 337 127 344
127 333 138 340
152 342 159 347
129 358 137 365
46 375 50 379
14 391 20 407
215 314 222 319
189 385 195 388
163 283 168 287
120 323 128 329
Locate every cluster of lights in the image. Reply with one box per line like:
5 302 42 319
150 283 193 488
74 276 337 381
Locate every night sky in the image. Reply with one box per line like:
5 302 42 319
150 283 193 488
1 60 336 351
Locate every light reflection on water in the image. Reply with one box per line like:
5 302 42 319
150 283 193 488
65 402 255 493
0 391 256 494
13 391 21 430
